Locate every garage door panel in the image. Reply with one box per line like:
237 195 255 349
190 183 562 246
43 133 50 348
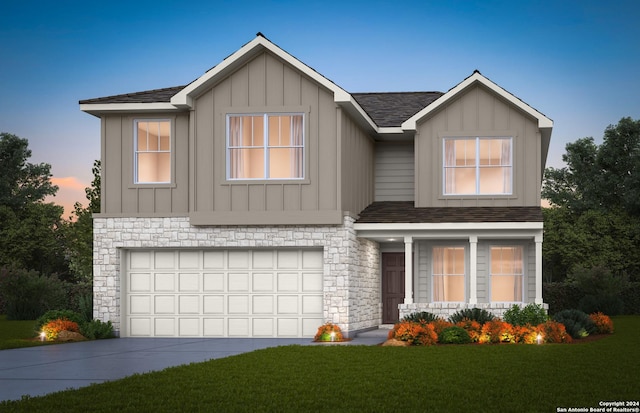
130 296 151 314
154 273 175 291
179 295 199 314
129 273 151 292
154 251 175 269
252 273 274 291
228 273 249 291
203 273 224 291
277 273 298 291
228 295 249 313
228 318 250 336
154 295 175 314
253 295 274 314
155 318 175 336
125 249 324 338
178 272 199 291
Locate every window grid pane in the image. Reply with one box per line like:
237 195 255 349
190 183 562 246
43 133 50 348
228 114 304 180
135 120 171 184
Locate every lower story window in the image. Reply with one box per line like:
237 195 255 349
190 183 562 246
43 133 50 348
432 247 465 301
490 246 524 301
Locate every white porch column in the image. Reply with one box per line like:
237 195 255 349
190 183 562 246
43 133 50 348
469 235 478 305
404 236 413 304
535 233 543 305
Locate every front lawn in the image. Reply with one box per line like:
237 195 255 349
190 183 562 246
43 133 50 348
1 316 639 412
0 315 52 350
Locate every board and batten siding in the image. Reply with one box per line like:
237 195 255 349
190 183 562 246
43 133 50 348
189 51 342 225
340 109 375 216
415 84 542 207
374 142 415 202
101 112 190 216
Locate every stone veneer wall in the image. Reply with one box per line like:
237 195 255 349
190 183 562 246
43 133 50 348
93 215 381 336
399 302 549 320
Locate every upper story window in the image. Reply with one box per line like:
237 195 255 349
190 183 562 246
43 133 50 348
443 137 512 195
135 120 171 184
227 113 304 180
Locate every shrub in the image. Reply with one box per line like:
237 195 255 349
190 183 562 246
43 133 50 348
314 323 344 342
80 319 115 340
503 303 548 326
455 318 482 342
401 311 440 324
0 267 67 320
543 282 582 315
578 294 624 316
449 308 495 324
479 319 514 344
438 326 471 344
35 309 84 334
553 309 597 339
621 282 640 314
589 312 614 334
42 319 80 341
512 324 539 344
389 321 438 346
429 319 453 335
536 320 572 343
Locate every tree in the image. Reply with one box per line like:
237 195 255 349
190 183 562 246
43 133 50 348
0 133 67 275
542 117 640 215
0 133 58 211
63 160 101 283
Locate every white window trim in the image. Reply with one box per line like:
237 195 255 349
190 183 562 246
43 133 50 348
431 245 466 303
488 245 525 303
442 136 513 196
133 119 172 185
226 113 305 181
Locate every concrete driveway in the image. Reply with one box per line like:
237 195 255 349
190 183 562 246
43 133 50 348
0 332 386 402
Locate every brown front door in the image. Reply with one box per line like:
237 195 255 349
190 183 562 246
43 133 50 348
382 252 405 324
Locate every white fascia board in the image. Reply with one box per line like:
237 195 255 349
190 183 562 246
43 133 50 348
80 102 179 115
401 72 553 131
335 93 379 132
354 221 543 232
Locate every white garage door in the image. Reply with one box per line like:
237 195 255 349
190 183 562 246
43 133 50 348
123 249 324 338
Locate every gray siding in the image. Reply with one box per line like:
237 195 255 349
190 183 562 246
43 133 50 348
190 51 342 225
375 142 414 202
340 109 375 216
101 113 189 216
415 84 542 207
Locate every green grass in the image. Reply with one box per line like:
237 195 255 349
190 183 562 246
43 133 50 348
0 315 52 350
2 316 639 412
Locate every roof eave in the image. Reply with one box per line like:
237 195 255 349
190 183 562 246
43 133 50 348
79 102 181 116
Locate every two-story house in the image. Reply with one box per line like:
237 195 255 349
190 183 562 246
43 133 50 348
80 34 552 338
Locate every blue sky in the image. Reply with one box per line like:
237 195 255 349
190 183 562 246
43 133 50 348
1 0 639 215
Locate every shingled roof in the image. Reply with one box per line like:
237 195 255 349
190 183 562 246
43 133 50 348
356 202 543 223
79 86 186 104
352 92 443 127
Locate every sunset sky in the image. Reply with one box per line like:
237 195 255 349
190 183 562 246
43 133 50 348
1 0 639 217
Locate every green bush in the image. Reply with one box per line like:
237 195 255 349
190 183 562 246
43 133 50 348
438 326 471 344
449 308 495 324
35 310 85 333
80 319 115 340
0 267 67 320
621 282 640 314
578 294 624 316
401 311 440 323
543 282 582 315
553 309 597 339
503 304 548 326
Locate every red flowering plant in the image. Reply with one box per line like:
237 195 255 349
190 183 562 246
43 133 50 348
455 318 482 342
314 323 344 342
512 324 539 344
389 321 438 346
42 319 80 341
589 312 614 334
429 319 453 336
479 319 515 344
536 320 572 343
